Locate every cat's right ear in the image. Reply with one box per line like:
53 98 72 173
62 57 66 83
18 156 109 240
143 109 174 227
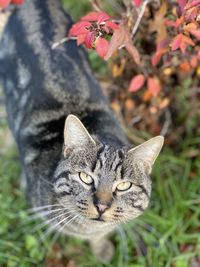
127 136 164 174
64 115 96 151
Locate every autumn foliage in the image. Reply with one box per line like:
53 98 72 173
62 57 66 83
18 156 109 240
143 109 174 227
68 0 200 98
1 0 200 140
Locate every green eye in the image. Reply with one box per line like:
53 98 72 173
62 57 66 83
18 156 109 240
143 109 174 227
79 172 93 185
116 181 132 191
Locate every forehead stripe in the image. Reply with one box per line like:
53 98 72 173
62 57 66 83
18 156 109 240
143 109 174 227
111 149 124 172
91 145 105 172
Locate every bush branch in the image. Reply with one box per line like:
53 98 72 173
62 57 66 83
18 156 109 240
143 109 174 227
51 36 76 50
132 0 151 37
89 0 101 12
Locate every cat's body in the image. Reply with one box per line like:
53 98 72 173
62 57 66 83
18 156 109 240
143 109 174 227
0 0 163 262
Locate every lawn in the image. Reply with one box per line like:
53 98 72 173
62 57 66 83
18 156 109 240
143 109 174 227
0 1 200 266
0 90 200 266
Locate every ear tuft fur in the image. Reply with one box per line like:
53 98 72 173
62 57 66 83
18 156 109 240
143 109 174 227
64 115 96 149
128 136 164 174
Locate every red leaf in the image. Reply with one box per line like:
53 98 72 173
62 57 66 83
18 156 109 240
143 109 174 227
151 51 163 66
171 33 195 53
165 20 177 27
182 35 195 46
184 0 200 10
85 31 95 49
81 12 110 23
147 77 161 96
0 0 10 8
197 50 200 60
178 0 187 12
157 38 170 50
128 74 146 92
190 30 200 40
11 0 23 4
95 37 109 58
69 21 90 37
190 56 198 68
105 21 119 30
152 38 169 66
125 43 140 65
165 17 183 28
77 34 86 46
97 12 111 24
132 0 142 7
183 6 199 23
171 34 183 51
102 25 110 34
175 17 184 27
180 41 187 53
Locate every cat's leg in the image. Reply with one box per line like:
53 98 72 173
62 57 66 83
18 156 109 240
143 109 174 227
89 236 114 262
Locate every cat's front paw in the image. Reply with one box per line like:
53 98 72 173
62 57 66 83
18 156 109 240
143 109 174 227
91 239 114 263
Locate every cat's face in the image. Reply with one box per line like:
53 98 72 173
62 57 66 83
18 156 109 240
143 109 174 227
53 115 164 226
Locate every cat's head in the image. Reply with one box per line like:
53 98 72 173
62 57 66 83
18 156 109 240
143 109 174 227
53 115 164 226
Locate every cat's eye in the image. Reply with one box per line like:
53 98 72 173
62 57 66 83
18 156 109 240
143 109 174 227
79 172 93 185
116 181 132 191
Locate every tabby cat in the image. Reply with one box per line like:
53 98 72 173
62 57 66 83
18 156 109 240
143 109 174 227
0 0 164 262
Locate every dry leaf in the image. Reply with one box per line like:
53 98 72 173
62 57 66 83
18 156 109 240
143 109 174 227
112 58 126 77
149 2 168 42
125 43 140 65
104 27 126 60
105 25 140 64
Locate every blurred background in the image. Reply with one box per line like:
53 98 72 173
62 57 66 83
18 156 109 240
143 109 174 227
0 0 200 266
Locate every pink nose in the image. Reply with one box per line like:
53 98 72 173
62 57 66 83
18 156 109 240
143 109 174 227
96 203 109 213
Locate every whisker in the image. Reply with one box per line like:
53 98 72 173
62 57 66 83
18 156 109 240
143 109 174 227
42 213 80 241
30 209 77 233
37 213 76 247
40 213 81 249
39 177 54 187
76 213 85 225
24 207 72 223
56 214 81 234
27 204 61 213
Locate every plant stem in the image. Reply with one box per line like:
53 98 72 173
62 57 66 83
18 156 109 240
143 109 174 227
132 0 151 37
51 37 76 50
89 0 101 12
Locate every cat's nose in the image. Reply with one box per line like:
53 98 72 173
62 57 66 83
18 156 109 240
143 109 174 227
93 191 112 214
95 203 109 213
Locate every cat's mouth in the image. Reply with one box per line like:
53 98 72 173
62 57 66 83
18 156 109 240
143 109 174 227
91 216 105 222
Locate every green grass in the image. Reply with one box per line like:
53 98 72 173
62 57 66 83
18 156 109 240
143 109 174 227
0 119 200 267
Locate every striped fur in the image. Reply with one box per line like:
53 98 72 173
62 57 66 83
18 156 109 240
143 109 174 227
0 0 163 262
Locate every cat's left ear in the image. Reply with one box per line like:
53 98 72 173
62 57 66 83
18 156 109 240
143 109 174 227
64 114 96 150
127 136 164 174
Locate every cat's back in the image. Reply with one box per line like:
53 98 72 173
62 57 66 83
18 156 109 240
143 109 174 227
0 0 108 139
